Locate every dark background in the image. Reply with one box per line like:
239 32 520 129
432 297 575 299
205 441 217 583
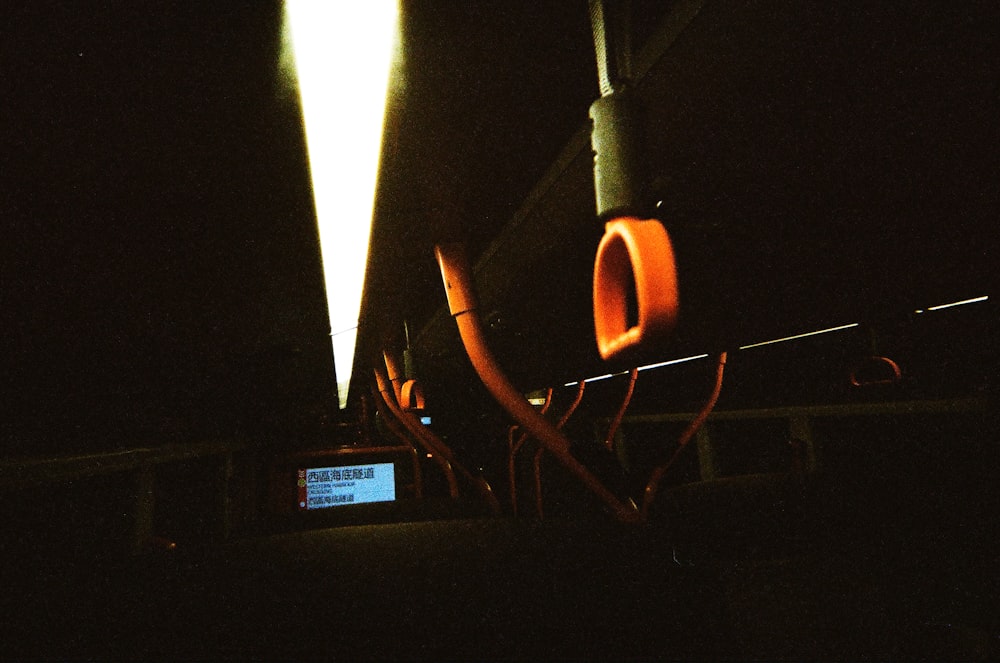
3 1 331 453
1 4 998 657
2 1 998 458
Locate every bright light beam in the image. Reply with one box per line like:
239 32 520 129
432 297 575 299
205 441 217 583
637 354 709 372
564 372 620 387
563 353 710 387
738 323 859 350
549 294 990 390
284 1 399 409
925 295 989 311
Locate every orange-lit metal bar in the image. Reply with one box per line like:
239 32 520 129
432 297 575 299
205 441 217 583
641 352 727 519
507 426 521 514
367 388 426 497
358 393 373 446
382 353 501 515
533 452 545 520
436 243 641 524
533 380 587 518
555 380 587 430
385 353 428 412
850 355 902 387
604 367 638 451
508 387 552 516
369 384 410 442
400 379 426 410
384 351 407 404
374 367 460 499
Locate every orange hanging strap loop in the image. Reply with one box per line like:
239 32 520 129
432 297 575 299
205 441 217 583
593 217 679 362
400 379 426 411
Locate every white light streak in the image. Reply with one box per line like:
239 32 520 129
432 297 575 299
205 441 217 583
564 372 624 387
637 354 709 372
563 353 711 387
738 323 859 350
557 295 990 391
925 295 989 311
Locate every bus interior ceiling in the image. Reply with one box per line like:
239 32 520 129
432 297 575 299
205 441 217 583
2 0 999 659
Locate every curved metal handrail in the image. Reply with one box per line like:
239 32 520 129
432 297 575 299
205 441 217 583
508 387 552 515
382 353 501 515
436 243 641 524
604 367 639 451
374 367 460 499
850 355 902 387
641 352 727 519
533 379 587 519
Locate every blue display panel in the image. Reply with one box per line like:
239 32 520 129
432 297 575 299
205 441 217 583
297 462 396 509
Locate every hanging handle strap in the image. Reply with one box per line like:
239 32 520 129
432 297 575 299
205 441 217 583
593 217 679 361
590 0 632 97
589 1 678 361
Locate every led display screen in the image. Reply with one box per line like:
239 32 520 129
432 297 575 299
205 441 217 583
297 462 396 509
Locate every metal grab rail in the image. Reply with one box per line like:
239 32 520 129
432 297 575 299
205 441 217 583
374 367 461 499
520 368 638 517
369 383 418 457
436 243 641 524
533 380 587 519
0 440 242 488
382 353 502 515
613 396 986 484
0 440 242 554
615 396 987 424
604 367 639 451
508 388 552 516
850 355 902 387
641 352 727 519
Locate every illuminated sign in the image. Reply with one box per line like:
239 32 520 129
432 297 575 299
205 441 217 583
297 462 395 510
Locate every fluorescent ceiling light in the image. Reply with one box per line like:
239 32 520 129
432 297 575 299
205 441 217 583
283 1 399 409
925 295 989 311
738 323 859 350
